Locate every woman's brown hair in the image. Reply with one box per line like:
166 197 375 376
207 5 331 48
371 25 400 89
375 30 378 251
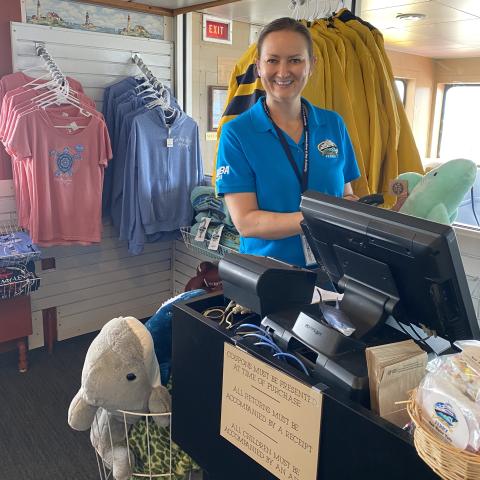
256 17 314 61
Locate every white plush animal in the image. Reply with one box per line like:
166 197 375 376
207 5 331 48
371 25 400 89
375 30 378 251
68 316 171 480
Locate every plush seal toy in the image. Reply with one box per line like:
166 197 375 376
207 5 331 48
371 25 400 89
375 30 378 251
68 316 171 480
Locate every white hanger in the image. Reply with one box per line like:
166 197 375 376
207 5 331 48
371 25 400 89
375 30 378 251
132 52 176 117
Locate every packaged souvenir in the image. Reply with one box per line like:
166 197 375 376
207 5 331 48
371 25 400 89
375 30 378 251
416 341 480 452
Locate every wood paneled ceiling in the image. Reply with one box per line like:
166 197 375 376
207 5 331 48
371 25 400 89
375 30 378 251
88 0 480 58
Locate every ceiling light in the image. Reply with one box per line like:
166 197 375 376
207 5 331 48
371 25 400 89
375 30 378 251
396 13 427 21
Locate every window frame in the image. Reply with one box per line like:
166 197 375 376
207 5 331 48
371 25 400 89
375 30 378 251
437 83 480 159
394 77 407 106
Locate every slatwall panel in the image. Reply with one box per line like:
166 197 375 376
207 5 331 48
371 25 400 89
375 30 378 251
10 21 173 111
6 23 176 348
173 240 214 295
456 229 480 322
29 225 173 346
0 180 16 224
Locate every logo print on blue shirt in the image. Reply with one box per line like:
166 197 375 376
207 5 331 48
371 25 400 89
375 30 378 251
216 165 230 180
318 139 339 158
50 145 84 178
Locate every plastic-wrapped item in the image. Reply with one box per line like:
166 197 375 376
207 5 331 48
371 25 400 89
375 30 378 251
319 301 356 337
416 341 480 452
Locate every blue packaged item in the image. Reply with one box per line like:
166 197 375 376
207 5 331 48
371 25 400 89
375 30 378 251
0 231 40 262
145 289 206 385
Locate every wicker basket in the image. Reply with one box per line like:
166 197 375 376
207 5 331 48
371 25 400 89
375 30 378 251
407 389 480 480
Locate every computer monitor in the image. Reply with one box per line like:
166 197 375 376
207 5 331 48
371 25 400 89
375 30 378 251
300 191 480 344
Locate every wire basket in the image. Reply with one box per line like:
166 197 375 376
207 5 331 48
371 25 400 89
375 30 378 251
0 265 40 300
180 226 238 261
94 408 200 480
0 223 41 267
94 410 173 480
407 389 480 480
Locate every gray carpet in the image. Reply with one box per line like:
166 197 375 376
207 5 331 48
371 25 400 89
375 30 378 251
0 333 100 480
0 334 205 480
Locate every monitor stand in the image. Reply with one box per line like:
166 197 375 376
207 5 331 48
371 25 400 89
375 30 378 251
260 246 406 402
331 244 401 340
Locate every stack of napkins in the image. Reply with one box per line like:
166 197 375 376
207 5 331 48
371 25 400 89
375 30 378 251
366 340 428 428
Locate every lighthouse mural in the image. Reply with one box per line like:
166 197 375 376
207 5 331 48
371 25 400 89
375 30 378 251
26 0 164 39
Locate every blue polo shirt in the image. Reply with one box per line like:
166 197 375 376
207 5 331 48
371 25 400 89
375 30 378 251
216 97 360 267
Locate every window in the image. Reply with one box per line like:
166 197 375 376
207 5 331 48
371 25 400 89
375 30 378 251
394 78 406 105
438 84 480 163
438 85 480 229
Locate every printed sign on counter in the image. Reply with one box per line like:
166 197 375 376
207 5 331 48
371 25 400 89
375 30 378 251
221 343 323 480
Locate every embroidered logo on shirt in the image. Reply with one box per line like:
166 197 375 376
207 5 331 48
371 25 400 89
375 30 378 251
174 136 192 148
216 165 230 180
317 139 339 158
50 145 84 182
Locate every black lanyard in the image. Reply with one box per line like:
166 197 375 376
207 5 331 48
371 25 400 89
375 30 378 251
262 98 309 193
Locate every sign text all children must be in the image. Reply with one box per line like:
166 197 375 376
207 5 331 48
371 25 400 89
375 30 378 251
220 343 323 480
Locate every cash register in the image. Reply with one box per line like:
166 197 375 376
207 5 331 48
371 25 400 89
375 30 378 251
171 191 480 480
218 191 480 404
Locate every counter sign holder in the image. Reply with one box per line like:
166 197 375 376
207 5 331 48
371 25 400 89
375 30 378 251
221 342 323 480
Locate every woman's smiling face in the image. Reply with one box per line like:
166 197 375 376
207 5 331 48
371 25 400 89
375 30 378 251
256 29 314 105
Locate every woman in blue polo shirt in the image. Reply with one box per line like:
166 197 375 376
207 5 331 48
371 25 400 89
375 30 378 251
216 17 360 267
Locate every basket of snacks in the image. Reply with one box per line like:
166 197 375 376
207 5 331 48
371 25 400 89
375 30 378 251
407 341 480 480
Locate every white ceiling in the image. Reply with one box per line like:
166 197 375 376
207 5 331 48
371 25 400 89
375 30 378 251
121 0 480 58
360 0 480 58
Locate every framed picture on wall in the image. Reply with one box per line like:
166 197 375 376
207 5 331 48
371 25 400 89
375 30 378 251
208 86 228 132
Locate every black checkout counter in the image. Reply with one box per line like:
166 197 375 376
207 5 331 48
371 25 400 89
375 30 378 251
171 191 480 479
171 292 439 480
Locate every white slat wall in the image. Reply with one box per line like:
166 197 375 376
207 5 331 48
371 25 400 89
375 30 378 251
456 229 480 321
0 180 17 225
4 23 177 348
29 228 172 347
11 21 173 111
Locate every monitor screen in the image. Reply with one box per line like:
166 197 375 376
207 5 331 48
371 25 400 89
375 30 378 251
300 191 480 344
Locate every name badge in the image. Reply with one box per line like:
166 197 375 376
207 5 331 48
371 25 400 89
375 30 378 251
301 234 316 266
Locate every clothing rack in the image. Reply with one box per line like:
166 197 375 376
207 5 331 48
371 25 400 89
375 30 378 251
34 43 67 87
289 0 344 20
131 52 164 93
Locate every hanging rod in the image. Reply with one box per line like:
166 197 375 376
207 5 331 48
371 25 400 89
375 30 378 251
132 52 164 91
35 42 66 86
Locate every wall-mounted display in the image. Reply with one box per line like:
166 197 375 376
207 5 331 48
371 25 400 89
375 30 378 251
208 85 228 132
25 0 164 39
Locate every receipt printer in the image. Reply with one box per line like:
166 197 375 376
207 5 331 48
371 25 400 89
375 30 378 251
218 253 316 317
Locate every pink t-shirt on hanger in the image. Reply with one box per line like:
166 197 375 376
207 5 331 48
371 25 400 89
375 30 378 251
3 105 94 230
6 108 112 245
0 72 84 100
0 89 98 143
0 72 86 178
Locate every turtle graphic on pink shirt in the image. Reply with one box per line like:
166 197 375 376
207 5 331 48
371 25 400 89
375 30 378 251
50 144 84 177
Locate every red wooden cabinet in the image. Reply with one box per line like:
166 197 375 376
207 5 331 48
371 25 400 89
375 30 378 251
0 295 32 372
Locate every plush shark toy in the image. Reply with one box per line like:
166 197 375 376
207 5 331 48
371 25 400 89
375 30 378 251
396 158 477 224
68 316 171 480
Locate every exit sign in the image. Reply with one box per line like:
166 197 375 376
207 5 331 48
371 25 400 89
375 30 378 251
203 15 232 44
